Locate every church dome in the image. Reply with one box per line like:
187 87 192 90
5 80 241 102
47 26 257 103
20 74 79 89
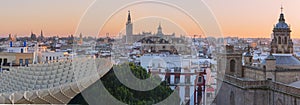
275 13 289 29
275 22 289 29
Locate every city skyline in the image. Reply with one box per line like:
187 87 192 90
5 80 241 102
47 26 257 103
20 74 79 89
0 0 300 38
1 1 300 104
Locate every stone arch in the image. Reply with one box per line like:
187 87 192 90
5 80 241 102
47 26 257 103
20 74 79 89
284 37 288 44
230 59 236 73
278 36 282 44
230 91 235 105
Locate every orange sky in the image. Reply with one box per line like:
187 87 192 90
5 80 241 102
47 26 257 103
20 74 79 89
0 0 300 38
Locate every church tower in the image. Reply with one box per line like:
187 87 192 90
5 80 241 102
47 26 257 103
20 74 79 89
79 33 83 45
217 45 243 78
40 30 44 39
157 22 164 37
126 10 133 36
270 6 293 54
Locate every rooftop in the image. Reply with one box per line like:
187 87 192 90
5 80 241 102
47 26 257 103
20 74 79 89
262 54 300 66
289 80 300 88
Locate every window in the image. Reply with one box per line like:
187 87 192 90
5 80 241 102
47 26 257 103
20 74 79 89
198 77 203 84
175 76 180 84
278 36 282 44
207 93 212 98
3 59 7 65
21 48 24 53
230 60 236 72
284 37 288 44
19 59 23 65
175 68 181 72
25 59 29 66
185 76 190 83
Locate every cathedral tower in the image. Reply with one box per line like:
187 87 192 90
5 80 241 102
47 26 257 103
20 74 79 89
126 10 133 36
270 6 293 54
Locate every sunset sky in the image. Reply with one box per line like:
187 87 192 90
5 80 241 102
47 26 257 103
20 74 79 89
0 0 299 38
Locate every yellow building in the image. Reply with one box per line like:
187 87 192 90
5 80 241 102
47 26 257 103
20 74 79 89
15 53 34 65
0 52 34 70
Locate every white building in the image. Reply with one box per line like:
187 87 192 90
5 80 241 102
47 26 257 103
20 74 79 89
140 54 182 71
38 52 66 63
7 47 28 53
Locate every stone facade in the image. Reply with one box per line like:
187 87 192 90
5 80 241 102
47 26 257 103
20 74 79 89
215 8 300 104
15 53 34 65
216 75 300 105
216 45 300 105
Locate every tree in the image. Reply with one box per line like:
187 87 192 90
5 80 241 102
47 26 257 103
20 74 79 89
69 63 176 105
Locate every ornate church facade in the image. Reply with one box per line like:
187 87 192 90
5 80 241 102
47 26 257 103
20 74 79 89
270 7 293 54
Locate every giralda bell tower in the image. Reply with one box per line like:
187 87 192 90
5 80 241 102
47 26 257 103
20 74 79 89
126 10 133 36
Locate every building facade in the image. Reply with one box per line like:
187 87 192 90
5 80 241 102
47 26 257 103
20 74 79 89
0 52 34 70
216 7 300 105
216 45 300 105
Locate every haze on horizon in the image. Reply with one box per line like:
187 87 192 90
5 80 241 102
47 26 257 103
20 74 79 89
0 0 299 38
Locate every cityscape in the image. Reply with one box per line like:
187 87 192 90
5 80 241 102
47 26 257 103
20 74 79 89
1 1 300 105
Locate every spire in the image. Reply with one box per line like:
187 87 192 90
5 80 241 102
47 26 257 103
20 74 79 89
126 10 133 37
158 22 162 29
279 5 285 22
40 30 44 38
127 10 131 24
